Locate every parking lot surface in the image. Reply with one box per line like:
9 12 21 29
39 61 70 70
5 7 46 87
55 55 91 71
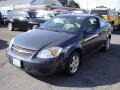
0 27 120 90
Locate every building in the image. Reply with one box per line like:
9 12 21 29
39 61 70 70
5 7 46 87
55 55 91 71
0 0 63 11
0 0 31 7
0 0 63 7
75 0 120 10
31 0 63 6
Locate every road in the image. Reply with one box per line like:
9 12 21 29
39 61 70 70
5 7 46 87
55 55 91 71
0 27 120 90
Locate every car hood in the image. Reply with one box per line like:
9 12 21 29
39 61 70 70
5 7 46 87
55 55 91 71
13 30 75 50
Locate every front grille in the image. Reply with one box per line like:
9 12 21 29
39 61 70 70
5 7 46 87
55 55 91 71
11 45 36 58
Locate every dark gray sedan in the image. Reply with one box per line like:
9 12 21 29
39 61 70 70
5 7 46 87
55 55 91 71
6 14 113 76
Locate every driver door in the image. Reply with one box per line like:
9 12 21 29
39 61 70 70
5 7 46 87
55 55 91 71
82 17 101 56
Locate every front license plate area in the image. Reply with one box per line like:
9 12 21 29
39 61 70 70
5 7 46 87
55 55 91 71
13 58 21 68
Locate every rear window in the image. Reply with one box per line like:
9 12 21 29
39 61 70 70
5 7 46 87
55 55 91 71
91 10 107 15
14 11 29 18
28 11 43 18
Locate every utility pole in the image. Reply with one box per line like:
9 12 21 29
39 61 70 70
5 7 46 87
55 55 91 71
117 0 120 11
87 0 88 11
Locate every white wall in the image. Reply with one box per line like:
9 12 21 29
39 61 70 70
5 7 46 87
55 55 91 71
0 6 13 11
75 0 119 10
31 0 63 6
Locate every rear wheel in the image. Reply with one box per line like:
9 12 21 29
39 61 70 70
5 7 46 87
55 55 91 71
117 25 120 30
8 23 14 31
32 25 39 29
111 21 116 30
102 38 111 52
65 52 81 76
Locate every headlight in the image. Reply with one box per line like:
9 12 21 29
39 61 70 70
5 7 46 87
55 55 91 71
10 19 13 21
37 47 63 59
19 17 25 20
9 38 14 48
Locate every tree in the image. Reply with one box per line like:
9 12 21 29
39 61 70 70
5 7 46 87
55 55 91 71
58 0 68 6
66 0 80 8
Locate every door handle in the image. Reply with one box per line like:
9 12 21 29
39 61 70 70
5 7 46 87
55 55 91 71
99 32 102 35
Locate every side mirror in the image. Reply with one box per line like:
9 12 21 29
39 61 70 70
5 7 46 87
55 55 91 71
39 23 44 26
50 15 53 18
86 24 99 33
85 27 96 34
25 17 29 19
83 28 96 38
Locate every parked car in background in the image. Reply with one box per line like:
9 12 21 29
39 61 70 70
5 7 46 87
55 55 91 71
4 10 13 24
116 12 120 29
0 10 13 24
7 14 112 76
28 10 54 29
8 10 54 31
0 10 7 24
70 10 87 14
0 11 2 24
90 7 120 30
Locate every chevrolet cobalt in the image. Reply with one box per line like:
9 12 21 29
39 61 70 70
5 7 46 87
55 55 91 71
6 14 112 76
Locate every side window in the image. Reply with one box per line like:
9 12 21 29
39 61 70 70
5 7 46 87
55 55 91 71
100 19 106 27
47 13 53 18
110 10 115 17
115 12 118 17
85 17 100 33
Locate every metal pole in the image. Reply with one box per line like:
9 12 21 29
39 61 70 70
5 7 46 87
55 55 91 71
87 0 88 11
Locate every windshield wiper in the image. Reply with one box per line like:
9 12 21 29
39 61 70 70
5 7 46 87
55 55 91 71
39 28 68 33
51 29 62 32
47 28 63 32
39 27 44 30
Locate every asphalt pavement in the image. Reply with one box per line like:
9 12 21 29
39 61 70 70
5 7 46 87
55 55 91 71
0 27 120 90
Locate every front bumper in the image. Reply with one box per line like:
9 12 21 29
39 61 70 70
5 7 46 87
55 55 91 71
6 52 65 76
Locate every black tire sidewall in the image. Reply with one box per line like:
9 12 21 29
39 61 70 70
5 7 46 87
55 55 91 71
65 52 80 76
102 38 110 52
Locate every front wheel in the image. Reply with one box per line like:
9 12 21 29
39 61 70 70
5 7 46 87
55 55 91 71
8 23 14 31
65 52 81 76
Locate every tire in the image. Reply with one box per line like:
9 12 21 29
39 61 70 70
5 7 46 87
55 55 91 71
111 21 117 30
65 52 81 76
8 23 14 31
102 38 111 52
32 25 39 29
117 25 120 30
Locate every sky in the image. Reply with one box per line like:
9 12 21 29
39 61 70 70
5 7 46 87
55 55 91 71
75 0 120 10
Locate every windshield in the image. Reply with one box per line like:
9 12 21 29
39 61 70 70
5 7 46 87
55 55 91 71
40 16 84 34
28 11 46 18
91 10 107 15
14 11 29 18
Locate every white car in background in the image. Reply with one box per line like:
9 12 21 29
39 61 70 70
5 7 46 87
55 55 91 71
70 10 87 14
36 10 55 19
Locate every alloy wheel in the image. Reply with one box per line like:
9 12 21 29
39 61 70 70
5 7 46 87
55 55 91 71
70 55 80 74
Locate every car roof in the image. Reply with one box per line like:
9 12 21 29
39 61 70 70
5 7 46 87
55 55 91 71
58 14 96 18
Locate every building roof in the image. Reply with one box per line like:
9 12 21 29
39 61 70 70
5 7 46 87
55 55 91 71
0 0 32 7
0 0 63 7
58 13 96 18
